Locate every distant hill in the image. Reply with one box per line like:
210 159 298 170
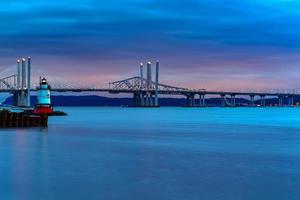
3 95 300 107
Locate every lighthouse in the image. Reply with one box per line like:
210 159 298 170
34 77 53 114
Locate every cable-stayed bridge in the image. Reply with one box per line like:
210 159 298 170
0 58 299 107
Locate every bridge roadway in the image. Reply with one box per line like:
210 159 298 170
0 88 298 107
51 88 299 98
0 88 297 96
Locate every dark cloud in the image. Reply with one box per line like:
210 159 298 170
2 0 300 52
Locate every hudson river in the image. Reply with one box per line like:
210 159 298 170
1 107 300 200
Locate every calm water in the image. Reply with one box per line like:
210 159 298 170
0 107 300 200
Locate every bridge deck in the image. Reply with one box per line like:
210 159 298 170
0 88 298 97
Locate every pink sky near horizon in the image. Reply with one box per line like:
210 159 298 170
1 51 300 93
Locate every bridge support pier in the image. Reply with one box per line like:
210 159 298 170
140 93 144 106
199 94 205 107
186 94 195 107
150 94 154 106
13 91 18 106
250 95 255 107
186 95 189 107
133 92 158 107
288 95 294 107
278 96 283 107
221 94 226 107
13 90 28 107
260 95 266 107
147 92 152 107
230 94 236 107
145 92 151 106
133 93 140 107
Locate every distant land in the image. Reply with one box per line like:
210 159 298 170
3 95 300 107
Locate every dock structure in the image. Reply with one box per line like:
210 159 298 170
0 110 48 127
0 58 299 108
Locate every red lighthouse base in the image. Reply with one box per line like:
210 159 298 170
34 105 53 115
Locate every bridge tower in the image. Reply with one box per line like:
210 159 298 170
133 61 160 107
15 59 21 106
27 57 31 107
14 57 31 107
155 61 159 107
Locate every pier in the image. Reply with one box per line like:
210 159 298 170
0 109 48 127
0 57 299 108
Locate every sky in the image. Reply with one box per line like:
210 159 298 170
0 0 300 91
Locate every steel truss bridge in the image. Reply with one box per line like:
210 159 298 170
0 59 299 107
0 75 17 92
